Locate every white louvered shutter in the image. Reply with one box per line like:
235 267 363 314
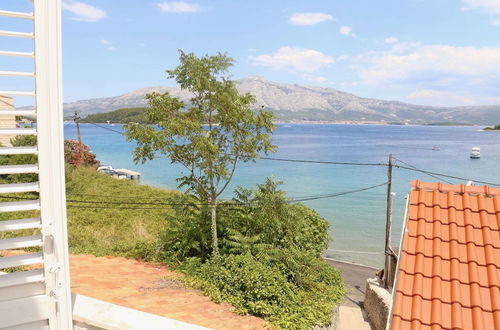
0 1 73 329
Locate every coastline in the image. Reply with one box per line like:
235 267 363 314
75 120 483 127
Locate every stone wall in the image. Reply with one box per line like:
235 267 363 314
0 95 17 146
364 277 392 330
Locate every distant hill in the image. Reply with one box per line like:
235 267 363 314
80 107 147 124
58 76 500 124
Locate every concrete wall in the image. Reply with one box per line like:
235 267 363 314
364 278 391 330
72 294 210 330
0 95 17 146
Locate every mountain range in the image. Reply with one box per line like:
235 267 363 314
60 76 500 124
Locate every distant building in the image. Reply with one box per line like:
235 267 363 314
0 95 18 146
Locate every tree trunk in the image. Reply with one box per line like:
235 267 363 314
210 194 219 256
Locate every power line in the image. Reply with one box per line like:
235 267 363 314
258 156 386 167
64 182 388 210
288 182 387 202
394 164 500 187
392 156 454 185
88 122 124 135
67 182 387 204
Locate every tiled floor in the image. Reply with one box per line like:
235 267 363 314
70 254 267 330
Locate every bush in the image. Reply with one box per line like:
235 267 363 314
160 178 331 262
192 254 298 316
161 178 345 329
64 139 100 168
187 253 343 329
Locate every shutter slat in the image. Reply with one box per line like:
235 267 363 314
0 50 34 58
0 10 33 20
0 235 42 250
0 217 41 232
0 182 39 193
0 252 43 269
0 30 34 39
0 91 35 97
0 165 38 175
0 110 36 116
0 200 40 212
0 269 44 289
0 128 36 135
0 146 38 155
0 71 35 77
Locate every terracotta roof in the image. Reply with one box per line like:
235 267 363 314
390 180 500 330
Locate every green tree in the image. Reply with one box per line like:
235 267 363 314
125 50 276 255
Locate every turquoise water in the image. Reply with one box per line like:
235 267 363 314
64 123 500 267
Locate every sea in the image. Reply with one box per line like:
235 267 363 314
64 123 500 267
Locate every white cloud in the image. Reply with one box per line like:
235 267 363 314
62 1 107 22
408 89 476 106
157 1 201 13
462 0 500 25
305 75 328 83
337 55 350 61
340 26 356 37
363 45 500 81
361 44 500 104
250 46 335 72
462 0 500 13
408 89 500 106
100 39 116 51
384 37 399 44
288 13 334 25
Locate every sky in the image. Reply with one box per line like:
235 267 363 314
2 0 500 107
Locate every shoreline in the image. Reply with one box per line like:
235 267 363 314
74 120 483 127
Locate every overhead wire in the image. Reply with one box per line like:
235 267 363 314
394 163 500 187
392 156 454 185
77 120 500 186
63 181 388 210
87 122 124 135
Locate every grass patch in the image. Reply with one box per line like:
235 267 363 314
64 166 181 259
0 165 181 260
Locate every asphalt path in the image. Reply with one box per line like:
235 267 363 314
325 258 379 308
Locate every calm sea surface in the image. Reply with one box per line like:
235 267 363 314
64 123 500 267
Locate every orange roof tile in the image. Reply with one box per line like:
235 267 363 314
390 180 500 330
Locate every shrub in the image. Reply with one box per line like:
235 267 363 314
64 139 100 168
160 178 331 262
192 254 298 316
161 178 345 329
187 253 343 329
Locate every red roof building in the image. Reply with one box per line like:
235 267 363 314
390 181 500 330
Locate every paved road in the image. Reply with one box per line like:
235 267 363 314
325 258 379 308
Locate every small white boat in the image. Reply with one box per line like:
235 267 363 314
470 147 480 159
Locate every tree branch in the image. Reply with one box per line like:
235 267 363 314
216 156 239 198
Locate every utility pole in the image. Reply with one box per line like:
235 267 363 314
383 153 394 288
72 111 82 146
72 111 84 161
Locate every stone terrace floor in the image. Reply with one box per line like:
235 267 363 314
70 254 267 330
